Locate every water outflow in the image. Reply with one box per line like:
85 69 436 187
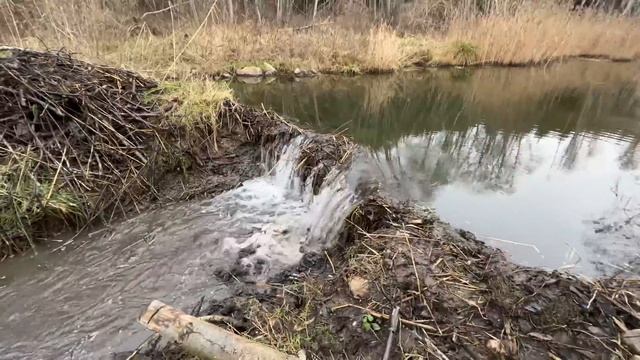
214 136 358 278
0 135 358 360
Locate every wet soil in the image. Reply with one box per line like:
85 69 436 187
181 196 640 360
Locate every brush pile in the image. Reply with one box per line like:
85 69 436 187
0 47 162 257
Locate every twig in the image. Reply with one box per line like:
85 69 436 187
140 1 191 19
420 329 451 360
331 303 437 332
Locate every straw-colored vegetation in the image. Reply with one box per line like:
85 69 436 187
1 0 639 77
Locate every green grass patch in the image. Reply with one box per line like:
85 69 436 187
150 80 233 130
1 154 85 254
451 41 479 66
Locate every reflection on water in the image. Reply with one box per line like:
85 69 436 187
234 60 640 276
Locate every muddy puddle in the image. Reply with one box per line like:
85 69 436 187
234 60 640 276
0 138 357 359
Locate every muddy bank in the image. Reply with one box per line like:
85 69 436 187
149 195 638 360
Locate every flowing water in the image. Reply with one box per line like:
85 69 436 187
2 60 639 359
0 138 357 359
233 60 640 276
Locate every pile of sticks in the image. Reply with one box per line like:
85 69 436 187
0 47 163 253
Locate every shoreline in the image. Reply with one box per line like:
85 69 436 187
224 54 638 82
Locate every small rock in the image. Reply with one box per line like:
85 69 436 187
238 77 262 85
623 329 640 354
262 62 276 76
220 72 232 79
236 66 263 77
349 276 370 299
294 68 305 77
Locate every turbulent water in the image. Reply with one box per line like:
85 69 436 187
0 136 357 360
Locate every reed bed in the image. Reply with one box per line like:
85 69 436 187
1 1 638 77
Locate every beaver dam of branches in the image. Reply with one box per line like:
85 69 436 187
0 47 295 258
2 49 640 360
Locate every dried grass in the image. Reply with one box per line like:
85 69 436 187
2 1 638 76
443 6 640 65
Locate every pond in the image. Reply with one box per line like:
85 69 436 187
233 60 640 277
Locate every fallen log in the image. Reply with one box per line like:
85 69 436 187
139 300 299 360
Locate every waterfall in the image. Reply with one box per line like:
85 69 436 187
207 134 359 279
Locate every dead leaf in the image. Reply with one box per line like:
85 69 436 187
349 276 370 299
486 339 518 357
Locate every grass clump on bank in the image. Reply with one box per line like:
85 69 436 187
152 81 233 130
0 156 84 257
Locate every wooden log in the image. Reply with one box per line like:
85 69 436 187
139 300 299 360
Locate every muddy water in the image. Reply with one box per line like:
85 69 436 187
0 138 357 359
234 60 640 276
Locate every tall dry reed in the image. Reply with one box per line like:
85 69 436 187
1 0 638 76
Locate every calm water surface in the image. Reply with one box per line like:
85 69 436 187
234 60 640 276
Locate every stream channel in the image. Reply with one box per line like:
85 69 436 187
1 60 639 359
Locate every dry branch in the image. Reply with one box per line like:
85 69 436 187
139 300 300 360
